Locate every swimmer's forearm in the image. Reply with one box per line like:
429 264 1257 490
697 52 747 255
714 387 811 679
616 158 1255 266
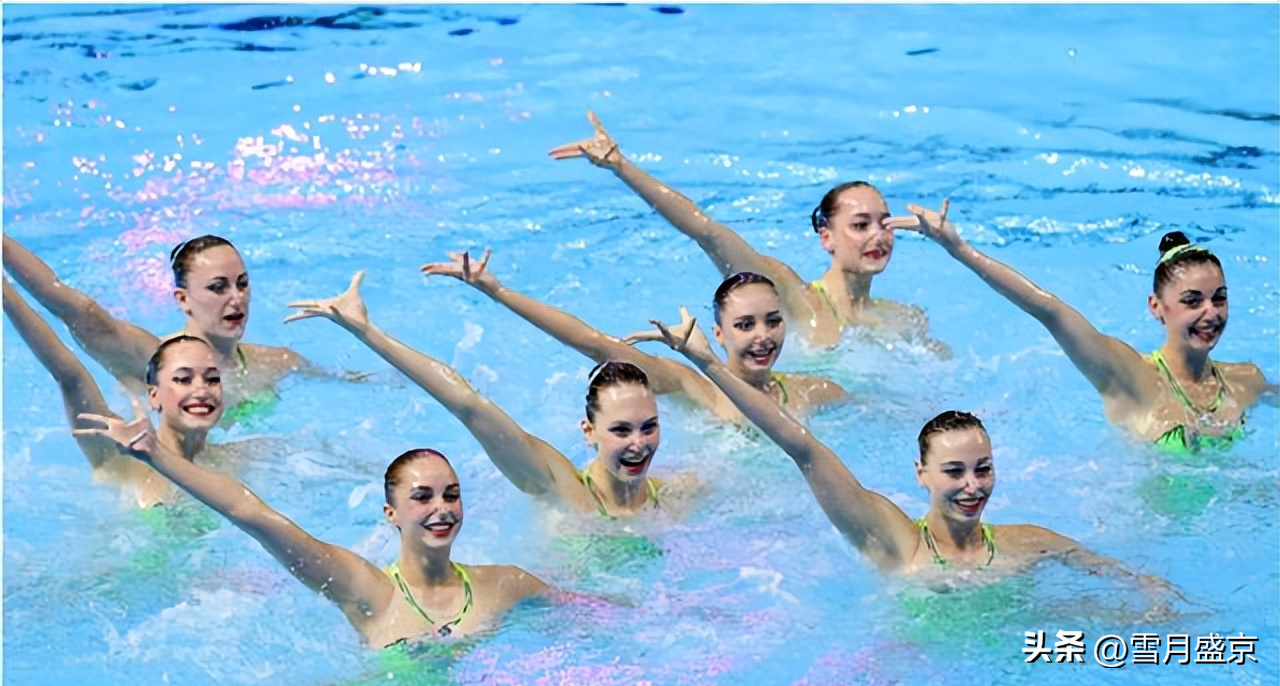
3 280 90 390
354 324 487 413
3 236 157 380
698 359 816 459
613 160 758 276
147 443 271 523
482 284 615 362
945 242 1067 323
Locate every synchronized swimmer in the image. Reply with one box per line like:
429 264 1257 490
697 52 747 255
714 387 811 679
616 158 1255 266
550 111 950 354
5 114 1276 652
3 234 333 416
285 272 694 519
421 248 846 422
889 200 1278 453
4 278 227 507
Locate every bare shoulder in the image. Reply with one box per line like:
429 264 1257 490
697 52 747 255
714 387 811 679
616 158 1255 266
242 343 307 372
992 523 1077 554
468 564 549 598
787 373 848 403
1219 360 1267 391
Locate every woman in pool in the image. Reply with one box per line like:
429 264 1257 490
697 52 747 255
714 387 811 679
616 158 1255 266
888 200 1277 452
286 272 683 518
421 249 846 422
4 234 308 411
647 308 1177 602
4 278 225 507
74 406 550 646
549 111 948 353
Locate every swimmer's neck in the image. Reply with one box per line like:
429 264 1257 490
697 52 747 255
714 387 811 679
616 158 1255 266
586 457 648 512
156 421 208 460
1157 340 1213 381
819 267 875 310
181 327 245 373
397 546 462 586
726 359 774 391
922 511 986 554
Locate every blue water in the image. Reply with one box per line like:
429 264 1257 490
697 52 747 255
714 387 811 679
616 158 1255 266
3 4 1277 685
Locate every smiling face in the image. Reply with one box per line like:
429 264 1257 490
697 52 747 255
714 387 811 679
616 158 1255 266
915 427 996 525
714 282 786 375
383 455 463 550
818 185 894 275
147 339 224 433
582 383 660 481
1149 262 1228 354
174 245 250 343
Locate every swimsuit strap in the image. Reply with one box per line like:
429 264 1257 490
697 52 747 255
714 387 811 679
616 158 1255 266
385 561 473 638
580 467 659 517
810 280 844 323
1150 349 1225 416
769 371 790 406
916 518 996 568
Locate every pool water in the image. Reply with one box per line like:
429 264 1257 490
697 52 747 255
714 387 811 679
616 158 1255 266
3 4 1277 685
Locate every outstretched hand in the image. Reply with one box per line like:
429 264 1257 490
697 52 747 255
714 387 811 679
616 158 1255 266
72 396 157 461
548 110 624 169
285 271 371 334
646 307 718 366
884 198 961 248
420 248 496 290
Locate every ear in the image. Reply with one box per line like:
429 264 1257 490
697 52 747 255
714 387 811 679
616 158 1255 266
914 461 926 488
148 385 161 412
712 323 725 348
382 503 397 526
1147 293 1164 324
173 288 193 316
580 418 595 447
818 228 834 254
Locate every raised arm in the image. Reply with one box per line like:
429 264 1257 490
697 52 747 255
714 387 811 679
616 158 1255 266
550 112 808 290
3 278 119 469
3 234 160 390
650 308 920 571
285 272 583 500
888 201 1148 398
421 250 715 402
73 407 391 626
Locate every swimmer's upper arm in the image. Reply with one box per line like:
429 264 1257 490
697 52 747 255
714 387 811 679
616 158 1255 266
1039 307 1149 399
796 444 919 571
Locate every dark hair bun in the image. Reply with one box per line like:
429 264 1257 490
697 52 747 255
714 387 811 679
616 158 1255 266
1158 231 1191 255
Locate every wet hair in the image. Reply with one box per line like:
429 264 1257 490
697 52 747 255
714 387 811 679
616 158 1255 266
383 448 453 504
144 335 214 386
917 410 987 464
712 272 778 323
170 235 238 289
584 360 651 422
810 181 882 232
1153 231 1222 295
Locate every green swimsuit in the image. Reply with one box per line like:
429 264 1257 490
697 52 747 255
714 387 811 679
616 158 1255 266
916 518 997 568
384 560 474 639
1149 350 1245 455
810 280 844 324
218 345 281 428
578 467 659 517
